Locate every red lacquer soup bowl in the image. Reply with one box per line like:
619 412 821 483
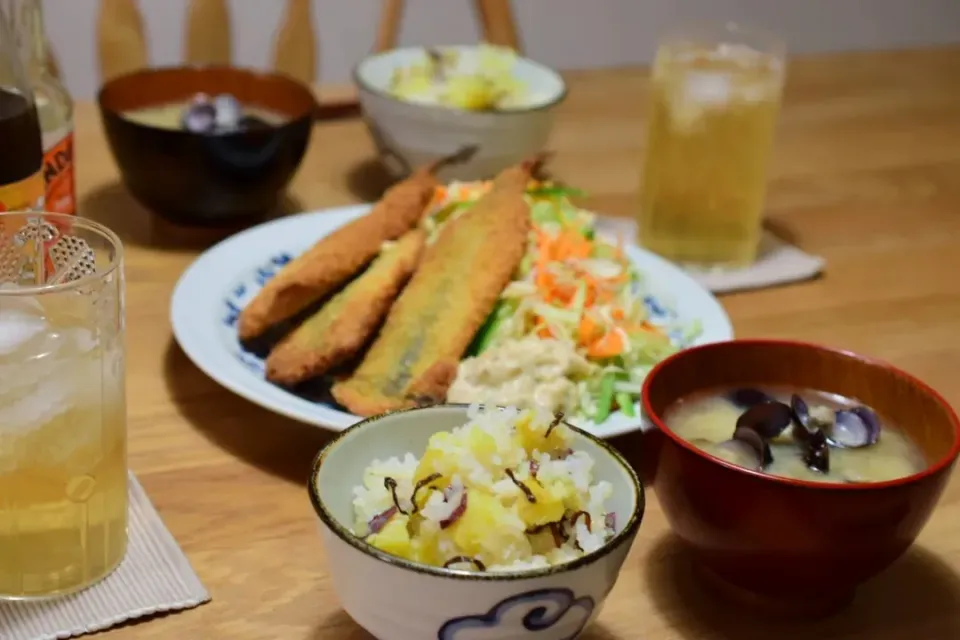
640 339 960 613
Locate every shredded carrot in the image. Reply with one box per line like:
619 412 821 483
641 321 666 335
587 329 627 358
428 186 448 208
432 182 652 363
552 230 592 261
553 284 580 306
619 321 666 337
578 314 603 346
535 267 554 291
534 225 595 264
517 209 649 362
583 286 598 308
594 289 614 304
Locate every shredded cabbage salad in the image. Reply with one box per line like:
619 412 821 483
424 180 703 423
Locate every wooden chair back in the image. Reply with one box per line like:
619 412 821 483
374 0 521 54
95 0 520 119
97 0 318 84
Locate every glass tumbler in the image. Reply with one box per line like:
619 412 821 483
637 22 786 269
0 212 127 600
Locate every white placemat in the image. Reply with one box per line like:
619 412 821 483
0 473 210 640
595 216 825 294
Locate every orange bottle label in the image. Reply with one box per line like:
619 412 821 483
0 172 54 279
43 131 75 216
0 171 45 214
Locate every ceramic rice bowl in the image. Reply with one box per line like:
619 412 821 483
308 404 643 640
354 46 566 182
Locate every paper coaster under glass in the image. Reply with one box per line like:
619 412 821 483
0 473 210 640
595 216 825 294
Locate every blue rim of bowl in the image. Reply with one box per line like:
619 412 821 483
307 403 644 581
352 46 568 115
96 64 318 135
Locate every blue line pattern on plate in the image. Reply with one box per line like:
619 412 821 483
643 294 670 320
437 588 595 640
222 252 293 374
236 351 265 374
221 252 292 328
219 251 689 421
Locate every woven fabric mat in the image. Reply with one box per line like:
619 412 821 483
595 216 824 293
0 473 210 640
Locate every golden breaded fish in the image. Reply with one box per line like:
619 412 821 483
265 229 426 387
237 165 438 341
331 156 543 416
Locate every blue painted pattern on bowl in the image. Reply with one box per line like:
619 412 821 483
438 588 595 639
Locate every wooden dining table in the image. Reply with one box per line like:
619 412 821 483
75 45 960 639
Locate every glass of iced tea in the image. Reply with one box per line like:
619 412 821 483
0 212 127 600
638 22 786 268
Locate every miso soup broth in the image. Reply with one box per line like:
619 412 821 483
665 386 927 484
122 95 287 133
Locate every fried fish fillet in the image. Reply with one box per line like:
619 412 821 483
264 229 427 386
237 166 439 342
331 156 543 416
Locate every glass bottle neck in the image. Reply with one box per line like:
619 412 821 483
17 0 47 73
0 0 35 94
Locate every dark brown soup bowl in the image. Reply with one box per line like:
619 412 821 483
640 339 960 614
98 66 315 227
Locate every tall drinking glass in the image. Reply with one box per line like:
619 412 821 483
637 22 786 268
0 212 127 600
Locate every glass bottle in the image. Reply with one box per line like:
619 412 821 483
18 0 74 215
0 0 44 213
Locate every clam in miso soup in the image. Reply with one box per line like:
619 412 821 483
122 93 287 134
665 386 927 483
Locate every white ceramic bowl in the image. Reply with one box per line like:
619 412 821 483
354 46 567 182
308 405 644 640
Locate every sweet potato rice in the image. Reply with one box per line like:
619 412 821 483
351 405 618 572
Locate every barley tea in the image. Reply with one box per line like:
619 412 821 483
0 213 126 599
638 24 785 268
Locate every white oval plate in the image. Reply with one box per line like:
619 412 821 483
170 206 734 438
